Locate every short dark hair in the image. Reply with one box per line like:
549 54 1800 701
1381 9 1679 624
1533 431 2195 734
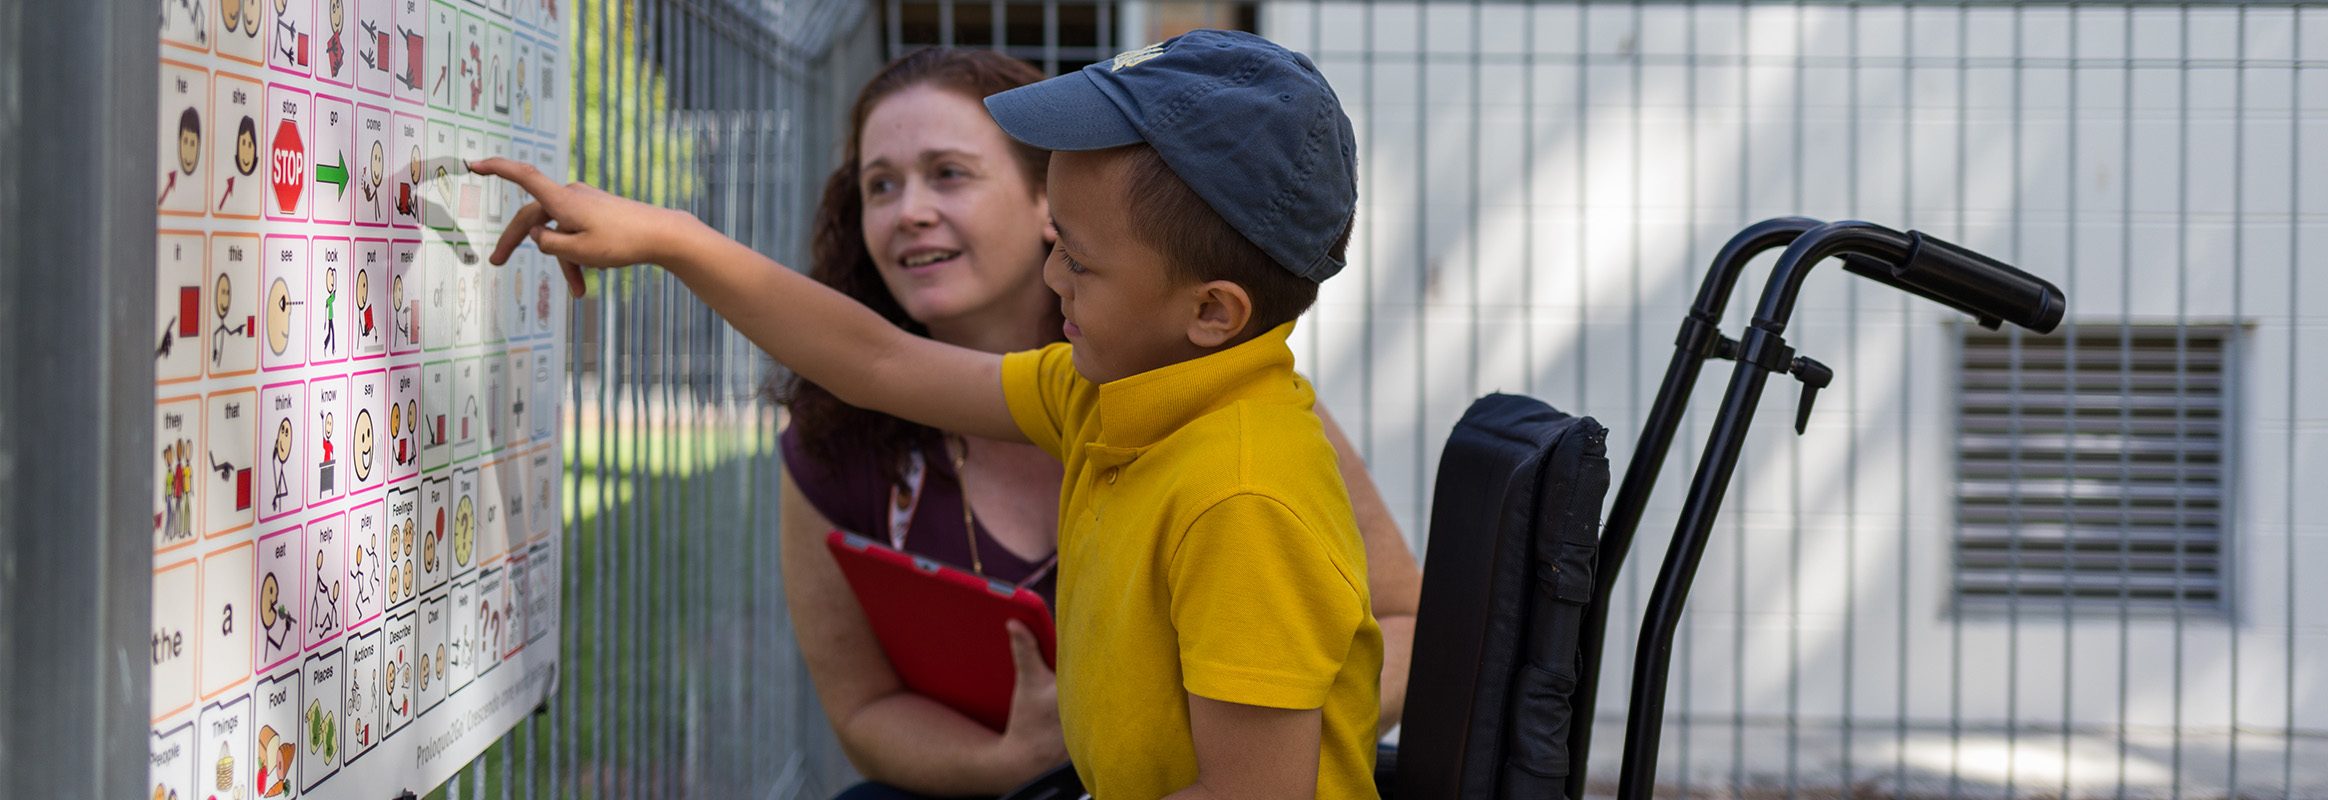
179 107 201 137
1117 144 1347 341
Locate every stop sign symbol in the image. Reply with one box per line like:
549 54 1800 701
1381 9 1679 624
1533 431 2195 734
271 118 306 214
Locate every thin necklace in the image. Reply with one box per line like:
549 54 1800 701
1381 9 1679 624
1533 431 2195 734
948 434 1060 590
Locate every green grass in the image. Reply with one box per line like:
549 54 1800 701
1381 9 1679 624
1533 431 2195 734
425 418 788 798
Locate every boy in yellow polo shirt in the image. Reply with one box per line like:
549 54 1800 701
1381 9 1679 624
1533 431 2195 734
473 29 1378 798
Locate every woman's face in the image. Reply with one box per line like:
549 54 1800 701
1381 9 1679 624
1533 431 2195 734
857 84 1051 330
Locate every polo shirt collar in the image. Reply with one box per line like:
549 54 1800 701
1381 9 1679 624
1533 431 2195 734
1093 321 1306 449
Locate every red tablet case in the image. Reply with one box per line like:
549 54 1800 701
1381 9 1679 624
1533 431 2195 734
825 530 1057 732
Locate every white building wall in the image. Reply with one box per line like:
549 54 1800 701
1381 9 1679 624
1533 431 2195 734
1259 1 2328 788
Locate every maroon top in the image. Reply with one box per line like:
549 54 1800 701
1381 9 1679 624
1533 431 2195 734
781 425 1059 607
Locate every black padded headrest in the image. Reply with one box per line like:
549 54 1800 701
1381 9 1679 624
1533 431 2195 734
1395 394 1609 800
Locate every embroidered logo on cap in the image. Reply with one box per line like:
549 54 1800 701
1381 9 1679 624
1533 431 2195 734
1110 42 1166 72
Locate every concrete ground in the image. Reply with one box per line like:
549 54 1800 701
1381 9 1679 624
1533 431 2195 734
1561 718 2328 799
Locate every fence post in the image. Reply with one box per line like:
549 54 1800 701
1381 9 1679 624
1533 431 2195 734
0 0 159 795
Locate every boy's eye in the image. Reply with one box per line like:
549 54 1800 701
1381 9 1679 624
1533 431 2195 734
1062 252 1088 274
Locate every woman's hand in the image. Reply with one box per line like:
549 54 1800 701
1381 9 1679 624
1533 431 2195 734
467 157 699 296
995 619 1068 775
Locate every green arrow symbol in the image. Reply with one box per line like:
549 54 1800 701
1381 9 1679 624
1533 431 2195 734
316 152 349 199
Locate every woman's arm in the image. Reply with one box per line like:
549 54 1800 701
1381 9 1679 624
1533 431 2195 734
779 465 1065 793
1317 406 1422 735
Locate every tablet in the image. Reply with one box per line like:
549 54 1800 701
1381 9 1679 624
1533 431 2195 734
825 530 1058 732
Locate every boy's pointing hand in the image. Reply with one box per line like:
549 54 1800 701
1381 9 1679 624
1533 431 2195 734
469 157 692 297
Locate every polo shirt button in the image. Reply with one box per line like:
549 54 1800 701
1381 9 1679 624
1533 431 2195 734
1103 467 1119 484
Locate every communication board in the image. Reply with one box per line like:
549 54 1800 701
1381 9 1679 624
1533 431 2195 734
151 0 564 797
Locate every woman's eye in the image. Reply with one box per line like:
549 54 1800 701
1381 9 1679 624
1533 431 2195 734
935 165 968 181
863 177 894 196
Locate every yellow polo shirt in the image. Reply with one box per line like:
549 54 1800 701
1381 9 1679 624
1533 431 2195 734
1001 322 1381 800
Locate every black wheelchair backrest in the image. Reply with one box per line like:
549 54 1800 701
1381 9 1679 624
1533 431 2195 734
1394 394 1609 800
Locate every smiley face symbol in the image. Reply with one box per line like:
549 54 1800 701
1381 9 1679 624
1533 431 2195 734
352 408 375 481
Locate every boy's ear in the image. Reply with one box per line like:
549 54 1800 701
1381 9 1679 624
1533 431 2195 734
1185 279 1253 350
1036 194 1056 246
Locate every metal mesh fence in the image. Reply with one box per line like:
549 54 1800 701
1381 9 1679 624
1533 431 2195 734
895 1 2327 797
427 0 868 796
1261 2 2326 797
379 0 2328 797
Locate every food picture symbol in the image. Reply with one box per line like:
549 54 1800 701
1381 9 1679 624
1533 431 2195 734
452 494 474 566
210 740 239 800
220 116 258 211
267 418 292 512
310 549 341 635
258 571 296 655
274 0 307 67
264 277 301 357
254 724 292 798
160 108 200 207
315 410 335 494
324 0 346 79
152 783 180 800
353 408 375 482
304 697 337 762
159 439 195 541
211 273 251 368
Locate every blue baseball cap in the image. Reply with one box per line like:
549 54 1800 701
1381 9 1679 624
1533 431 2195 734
983 29 1358 283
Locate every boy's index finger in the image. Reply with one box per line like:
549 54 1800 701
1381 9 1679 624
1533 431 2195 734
487 202 547 266
466 158 563 207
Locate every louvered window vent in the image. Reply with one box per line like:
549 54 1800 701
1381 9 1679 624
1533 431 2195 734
1953 325 2230 613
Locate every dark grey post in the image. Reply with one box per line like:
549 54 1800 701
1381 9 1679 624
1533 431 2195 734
0 0 159 795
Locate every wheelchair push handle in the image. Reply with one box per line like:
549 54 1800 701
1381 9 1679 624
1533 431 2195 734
1894 230 2066 334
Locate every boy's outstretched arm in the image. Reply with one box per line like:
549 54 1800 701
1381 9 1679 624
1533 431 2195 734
470 158 1026 443
1166 695 1322 800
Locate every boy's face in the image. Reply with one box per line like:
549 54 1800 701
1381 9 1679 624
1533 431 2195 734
1043 148 1206 384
